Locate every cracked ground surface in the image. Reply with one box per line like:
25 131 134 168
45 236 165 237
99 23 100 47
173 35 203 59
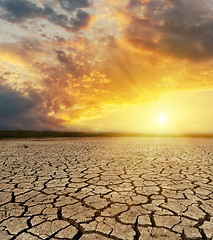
0 137 213 240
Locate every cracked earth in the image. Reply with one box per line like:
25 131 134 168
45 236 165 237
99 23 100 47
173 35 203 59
0 137 213 240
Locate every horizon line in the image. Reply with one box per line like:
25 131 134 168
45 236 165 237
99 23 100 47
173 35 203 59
0 130 213 138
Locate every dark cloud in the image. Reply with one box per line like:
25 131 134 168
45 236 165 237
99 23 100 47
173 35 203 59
0 0 91 31
158 0 213 60
55 49 87 77
0 85 35 118
0 85 63 130
126 0 213 60
60 0 90 11
128 0 141 8
70 9 90 31
56 50 72 64
0 0 43 22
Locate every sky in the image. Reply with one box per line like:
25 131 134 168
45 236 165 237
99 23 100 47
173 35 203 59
0 0 213 133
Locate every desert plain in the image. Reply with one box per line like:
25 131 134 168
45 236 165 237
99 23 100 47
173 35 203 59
0 137 212 240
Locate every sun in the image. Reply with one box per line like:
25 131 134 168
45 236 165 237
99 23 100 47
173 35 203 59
157 113 168 125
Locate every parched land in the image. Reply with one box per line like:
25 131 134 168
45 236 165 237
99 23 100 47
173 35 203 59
0 137 212 240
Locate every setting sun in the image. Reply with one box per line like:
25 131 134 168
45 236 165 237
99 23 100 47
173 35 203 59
157 114 168 125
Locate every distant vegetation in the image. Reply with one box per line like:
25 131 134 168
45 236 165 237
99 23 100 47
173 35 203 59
0 130 213 139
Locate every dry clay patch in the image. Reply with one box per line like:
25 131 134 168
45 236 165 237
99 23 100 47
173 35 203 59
0 137 212 239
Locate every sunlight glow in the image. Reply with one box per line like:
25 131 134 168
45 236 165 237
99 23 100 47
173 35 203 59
157 114 168 125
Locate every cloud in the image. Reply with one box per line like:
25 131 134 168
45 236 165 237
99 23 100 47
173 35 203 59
60 0 90 11
0 35 112 128
0 84 63 130
0 0 91 31
128 0 141 8
158 0 213 60
55 49 87 77
70 9 90 31
0 85 35 118
0 0 43 22
125 0 213 60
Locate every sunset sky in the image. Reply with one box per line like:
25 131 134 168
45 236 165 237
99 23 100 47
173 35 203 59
0 0 213 133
